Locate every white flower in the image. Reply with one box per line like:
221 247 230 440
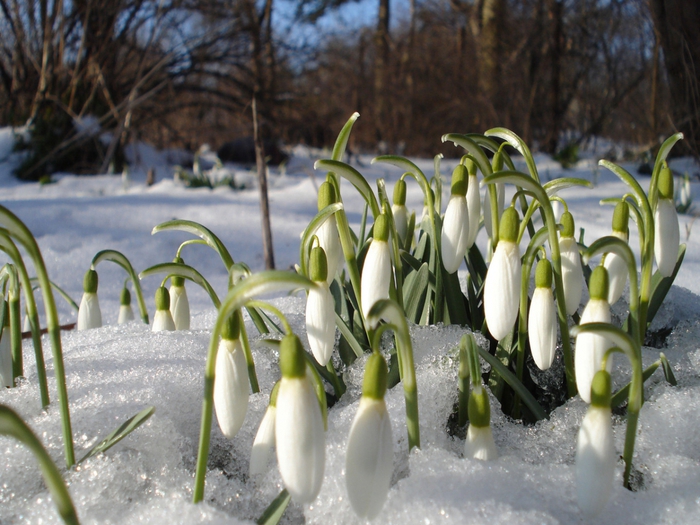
484 210 521 341
441 194 470 273
529 286 557 371
169 284 190 330
654 198 680 277
306 283 336 365
117 304 135 324
152 309 175 332
603 250 627 305
558 210 584 316
214 337 249 439
276 334 325 504
346 397 394 520
249 404 276 476
317 181 343 285
78 292 102 330
392 203 408 245
466 171 480 248
0 322 11 387
465 423 499 461
361 216 392 320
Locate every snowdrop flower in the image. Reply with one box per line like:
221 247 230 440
528 258 557 370
77 269 102 330
214 313 249 439
169 257 190 330
275 333 325 504
0 305 11 387
465 158 481 248
152 286 175 332
117 286 135 324
559 211 584 316
346 352 393 520
250 382 280 476
306 246 336 365
603 202 629 305
361 214 392 321
391 178 409 246
575 266 612 403
464 384 498 460
654 166 680 277
441 164 470 273
317 181 343 285
576 370 616 517
484 207 521 341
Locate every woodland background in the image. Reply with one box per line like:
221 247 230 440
1 0 699 180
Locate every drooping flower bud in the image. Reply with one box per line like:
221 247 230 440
361 214 392 320
317 181 344 285
464 385 498 460
78 269 102 330
346 353 393 520
392 177 409 245
575 266 612 403
529 258 557 370
441 164 470 273
603 202 630 304
484 207 521 341
576 370 616 516
654 166 680 277
559 211 584 315
276 333 326 503
464 158 481 248
169 257 190 330
306 247 336 365
250 382 280 476
214 313 249 439
117 285 135 324
152 286 175 332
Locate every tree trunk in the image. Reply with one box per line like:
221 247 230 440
475 0 505 122
649 0 700 156
374 0 390 143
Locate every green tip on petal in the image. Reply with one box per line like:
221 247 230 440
220 312 241 341
83 269 98 294
318 181 338 210
450 164 468 196
492 150 504 172
468 385 491 428
155 286 170 311
393 178 407 206
463 157 477 176
374 214 390 242
590 370 612 408
589 266 609 300
499 207 519 243
310 246 329 282
120 286 131 306
171 257 185 286
611 202 629 234
658 165 674 200
279 333 306 379
362 352 388 400
561 211 575 238
535 258 553 288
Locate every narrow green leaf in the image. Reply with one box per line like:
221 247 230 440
611 361 659 408
79 406 155 463
256 489 291 525
442 267 469 325
28 277 79 312
403 263 429 323
543 177 593 196
332 112 360 162
314 160 380 218
484 127 540 182
91 249 149 323
441 134 493 179
660 352 677 386
335 312 365 358
646 244 686 327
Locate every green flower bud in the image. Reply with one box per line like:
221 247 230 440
318 180 338 210
561 211 575 238
468 385 491 428
83 269 98 294
450 164 468 196
588 266 609 301
310 246 328 283
220 312 241 341
120 286 131 306
393 178 407 206
171 256 185 287
589 370 612 408
611 202 629 234
155 286 170 311
373 214 390 242
463 157 477 176
535 258 553 289
492 150 504 172
498 207 519 243
361 352 388 400
658 165 674 200
279 333 306 379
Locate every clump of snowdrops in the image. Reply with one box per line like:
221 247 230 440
0 113 686 524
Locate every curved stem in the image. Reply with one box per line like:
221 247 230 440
91 249 149 324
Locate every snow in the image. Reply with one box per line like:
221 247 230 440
1 125 700 524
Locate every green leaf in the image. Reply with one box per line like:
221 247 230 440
611 360 659 408
660 352 677 386
332 113 360 162
646 244 686 327
151 219 234 270
484 127 539 181
442 266 469 326
139 262 220 309
79 406 155 463
403 263 430 323
256 489 291 525
28 277 78 312
543 177 593 196
314 160 380 218
335 312 365 359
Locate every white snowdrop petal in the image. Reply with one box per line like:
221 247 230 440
466 174 480 248
464 424 498 461
306 284 336 366
654 198 680 277
559 237 584 315
576 406 616 516
529 287 557 370
117 304 135 324
361 240 391 320
77 292 102 330
169 285 190 330
603 252 627 305
249 405 276 476
392 203 408 244
575 299 612 403
441 195 469 273
318 216 343 285
152 309 175 332
275 376 325 503
346 397 394 520
213 339 249 439
484 240 521 341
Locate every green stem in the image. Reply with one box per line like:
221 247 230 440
237 311 260 394
91 249 149 324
